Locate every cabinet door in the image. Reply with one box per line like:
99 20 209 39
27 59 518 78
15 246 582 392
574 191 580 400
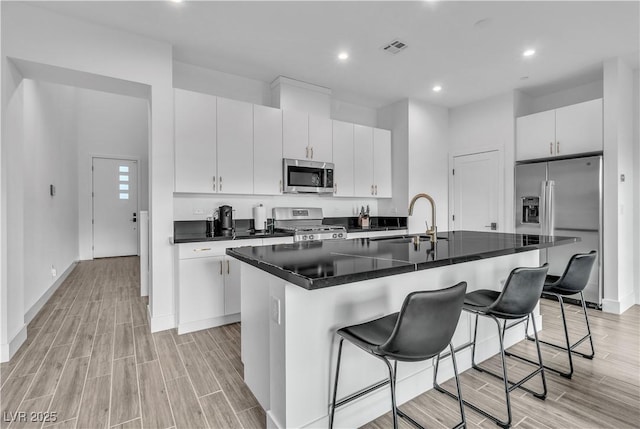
178 256 225 326
174 89 217 193
283 110 309 159
516 110 555 161
254 105 283 195
353 125 374 197
332 120 354 197
217 97 254 194
555 99 603 156
224 256 241 315
308 115 332 162
373 128 392 198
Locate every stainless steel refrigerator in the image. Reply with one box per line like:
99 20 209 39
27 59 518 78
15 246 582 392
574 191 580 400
515 155 602 306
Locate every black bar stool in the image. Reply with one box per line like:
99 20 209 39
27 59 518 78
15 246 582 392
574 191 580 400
329 282 468 429
510 251 597 379
434 265 548 429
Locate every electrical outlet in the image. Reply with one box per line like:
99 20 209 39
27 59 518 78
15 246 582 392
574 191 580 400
193 208 204 215
271 296 281 325
51 265 57 277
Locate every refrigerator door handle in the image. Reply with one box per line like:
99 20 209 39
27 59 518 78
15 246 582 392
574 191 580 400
547 180 555 236
540 181 547 235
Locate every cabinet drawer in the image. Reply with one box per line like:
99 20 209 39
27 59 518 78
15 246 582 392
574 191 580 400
177 239 264 259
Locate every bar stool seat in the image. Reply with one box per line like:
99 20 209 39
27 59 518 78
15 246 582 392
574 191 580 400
329 282 468 429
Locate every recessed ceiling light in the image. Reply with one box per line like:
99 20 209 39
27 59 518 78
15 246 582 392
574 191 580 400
170 0 183 3
338 52 349 61
432 85 442 92
523 49 536 57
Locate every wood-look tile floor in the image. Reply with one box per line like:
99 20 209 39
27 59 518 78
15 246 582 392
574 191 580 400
1 257 263 429
2 257 639 428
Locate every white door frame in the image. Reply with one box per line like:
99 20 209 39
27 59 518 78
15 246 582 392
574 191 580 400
448 147 505 232
91 154 141 258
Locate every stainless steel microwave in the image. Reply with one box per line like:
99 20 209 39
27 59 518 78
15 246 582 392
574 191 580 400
283 159 334 194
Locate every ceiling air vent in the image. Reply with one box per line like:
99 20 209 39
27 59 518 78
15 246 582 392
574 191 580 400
382 39 408 54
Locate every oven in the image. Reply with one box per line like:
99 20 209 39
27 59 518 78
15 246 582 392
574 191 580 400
283 159 334 194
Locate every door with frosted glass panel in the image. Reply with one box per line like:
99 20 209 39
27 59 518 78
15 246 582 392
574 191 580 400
93 158 138 258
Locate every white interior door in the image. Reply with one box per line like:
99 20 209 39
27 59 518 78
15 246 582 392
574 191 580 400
453 151 500 231
93 158 139 258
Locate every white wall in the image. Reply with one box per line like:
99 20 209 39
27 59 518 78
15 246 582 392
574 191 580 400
633 69 639 305
22 80 79 312
449 92 515 232
602 58 635 314
2 2 175 352
527 80 604 114
76 88 149 260
331 99 377 128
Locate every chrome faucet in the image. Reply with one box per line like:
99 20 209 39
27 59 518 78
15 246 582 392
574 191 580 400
408 193 438 243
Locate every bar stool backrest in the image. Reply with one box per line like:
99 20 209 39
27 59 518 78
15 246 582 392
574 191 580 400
553 251 597 293
488 265 549 319
379 282 467 362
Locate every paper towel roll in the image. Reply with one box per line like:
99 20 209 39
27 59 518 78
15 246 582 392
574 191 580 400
253 204 267 231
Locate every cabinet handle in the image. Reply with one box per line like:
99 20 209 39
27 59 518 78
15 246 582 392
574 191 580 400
556 141 560 154
227 260 230 274
371 185 374 195
219 260 223 275
219 176 223 192
310 147 314 159
375 185 378 195
213 176 216 191
192 248 211 252
279 179 283 193
334 182 337 193
306 147 309 158
549 142 553 155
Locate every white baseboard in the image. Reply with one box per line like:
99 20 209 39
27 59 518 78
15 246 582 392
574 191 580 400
25 261 78 325
1 325 27 363
177 313 241 335
602 291 636 314
149 309 175 333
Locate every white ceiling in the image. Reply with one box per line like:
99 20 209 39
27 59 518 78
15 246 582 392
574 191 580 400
30 1 640 108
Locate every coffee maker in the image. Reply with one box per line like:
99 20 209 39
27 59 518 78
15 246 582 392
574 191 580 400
215 205 234 236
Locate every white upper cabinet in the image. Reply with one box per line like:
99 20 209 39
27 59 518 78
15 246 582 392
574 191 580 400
555 99 603 156
332 120 355 197
308 115 333 162
354 124 374 197
217 97 254 194
516 98 603 161
282 109 309 160
174 89 217 193
373 128 392 198
516 110 556 161
254 104 283 195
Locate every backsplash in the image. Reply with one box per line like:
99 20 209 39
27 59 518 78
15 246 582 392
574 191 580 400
173 194 380 220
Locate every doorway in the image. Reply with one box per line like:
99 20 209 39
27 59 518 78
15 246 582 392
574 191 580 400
92 157 139 258
452 150 501 231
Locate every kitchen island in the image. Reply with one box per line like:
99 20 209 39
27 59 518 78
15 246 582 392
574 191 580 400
226 231 578 429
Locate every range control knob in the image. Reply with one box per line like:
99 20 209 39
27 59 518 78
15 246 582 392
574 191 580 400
309 235 314 240
302 235 308 241
338 233 344 238
332 233 337 238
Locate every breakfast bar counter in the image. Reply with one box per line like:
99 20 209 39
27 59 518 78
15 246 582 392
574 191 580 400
227 231 577 428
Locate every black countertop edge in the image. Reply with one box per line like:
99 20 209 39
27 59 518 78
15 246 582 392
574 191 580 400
347 226 408 232
173 231 293 244
324 216 408 230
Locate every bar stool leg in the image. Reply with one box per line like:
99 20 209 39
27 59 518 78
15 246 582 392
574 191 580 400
579 292 596 359
470 313 480 369
329 338 344 429
493 315 513 428
382 357 399 429
529 312 548 399
448 343 466 429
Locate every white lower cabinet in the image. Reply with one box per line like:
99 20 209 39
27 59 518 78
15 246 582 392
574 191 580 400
176 239 267 334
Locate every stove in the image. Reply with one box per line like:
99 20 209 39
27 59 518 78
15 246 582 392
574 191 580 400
273 207 347 242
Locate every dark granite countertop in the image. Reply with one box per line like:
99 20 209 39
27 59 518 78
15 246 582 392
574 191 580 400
226 230 579 290
173 219 293 244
